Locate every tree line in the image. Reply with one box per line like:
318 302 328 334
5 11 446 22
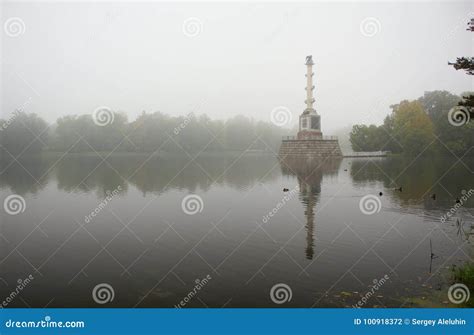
351 18 473 156
349 91 473 156
0 111 291 157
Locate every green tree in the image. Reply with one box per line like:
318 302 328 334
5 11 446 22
449 18 474 117
349 125 366 152
0 112 49 156
349 124 386 152
418 91 473 155
392 101 435 155
52 112 128 153
381 113 403 153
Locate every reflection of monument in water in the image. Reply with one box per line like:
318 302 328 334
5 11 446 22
279 56 342 259
279 56 342 158
280 157 342 259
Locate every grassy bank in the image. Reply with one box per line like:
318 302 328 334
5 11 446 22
453 262 474 307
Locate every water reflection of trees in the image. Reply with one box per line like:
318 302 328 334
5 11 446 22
350 157 474 208
125 155 280 195
55 156 128 197
0 156 51 195
0 154 281 197
280 157 342 259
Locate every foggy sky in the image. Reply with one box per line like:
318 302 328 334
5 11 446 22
2 1 473 133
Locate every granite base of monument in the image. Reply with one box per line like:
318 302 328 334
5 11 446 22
279 137 342 158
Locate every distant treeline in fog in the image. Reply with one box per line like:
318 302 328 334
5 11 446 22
350 91 474 156
0 111 291 156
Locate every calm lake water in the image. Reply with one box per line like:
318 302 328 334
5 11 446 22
1 154 473 307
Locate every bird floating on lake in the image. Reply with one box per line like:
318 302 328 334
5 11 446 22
379 192 383 196
283 188 289 192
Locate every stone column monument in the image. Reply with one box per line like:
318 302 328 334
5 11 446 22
297 55 322 140
279 56 342 158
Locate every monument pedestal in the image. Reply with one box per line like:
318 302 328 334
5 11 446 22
278 55 342 159
279 138 342 158
297 130 322 140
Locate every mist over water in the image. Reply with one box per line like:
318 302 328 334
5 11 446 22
3 2 473 131
1 0 473 312
1 154 472 307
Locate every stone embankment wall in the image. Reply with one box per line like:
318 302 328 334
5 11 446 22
279 139 343 158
